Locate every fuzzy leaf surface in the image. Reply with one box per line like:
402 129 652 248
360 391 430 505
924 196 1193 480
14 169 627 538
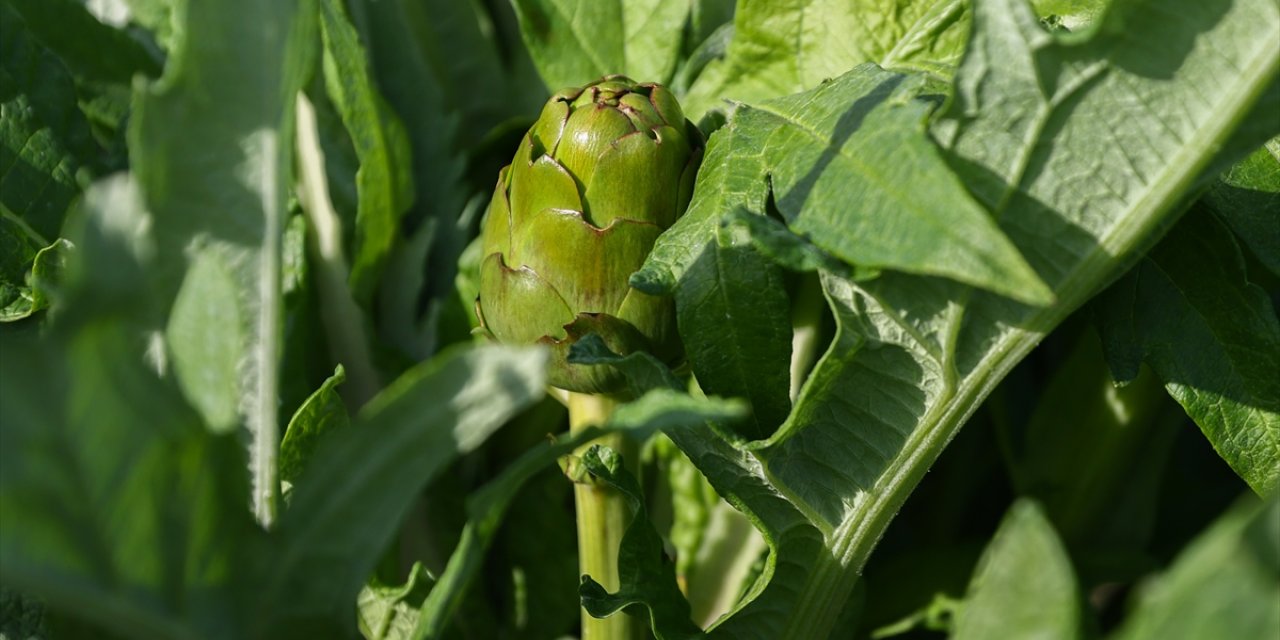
131 0 317 525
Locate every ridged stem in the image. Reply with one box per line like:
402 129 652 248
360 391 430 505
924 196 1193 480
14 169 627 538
568 392 645 640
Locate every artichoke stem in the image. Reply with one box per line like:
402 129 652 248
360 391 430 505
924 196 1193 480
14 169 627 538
568 392 647 640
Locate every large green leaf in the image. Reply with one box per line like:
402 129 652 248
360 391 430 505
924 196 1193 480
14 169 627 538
680 0 971 119
633 0 1279 637
679 0 1113 120
671 223 792 440
951 501 1082 640
636 64 1051 442
641 65 1051 304
1112 494 1280 640
131 0 317 525
1097 209 1280 495
510 0 692 89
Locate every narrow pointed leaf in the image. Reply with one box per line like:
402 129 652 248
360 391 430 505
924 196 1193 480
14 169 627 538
319 0 416 303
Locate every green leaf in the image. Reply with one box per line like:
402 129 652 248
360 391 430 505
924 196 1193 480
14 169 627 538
671 221 792 440
359 0 512 325
636 65 1051 442
578 445 704 640
0 4 95 241
1097 209 1280 495
279 365 350 487
951 501 1082 640
681 0 971 119
319 0 416 305
3 0 162 83
630 0 1279 637
30 236 70 297
255 345 547 635
1202 143 1280 276
131 0 318 526
640 66 1049 303
640 65 1052 304
358 563 434 640
0 212 45 321
510 0 691 90
0 588 47 639
1112 494 1280 640
0 175 256 640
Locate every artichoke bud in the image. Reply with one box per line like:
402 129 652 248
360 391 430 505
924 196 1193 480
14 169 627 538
475 75 704 393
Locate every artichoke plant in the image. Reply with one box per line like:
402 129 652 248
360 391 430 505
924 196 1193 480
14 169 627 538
476 76 703 393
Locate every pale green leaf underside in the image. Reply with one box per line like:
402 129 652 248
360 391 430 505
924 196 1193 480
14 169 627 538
167 250 245 433
132 0 315 525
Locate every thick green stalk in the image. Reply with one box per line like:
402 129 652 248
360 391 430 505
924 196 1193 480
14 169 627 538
568 393 645 640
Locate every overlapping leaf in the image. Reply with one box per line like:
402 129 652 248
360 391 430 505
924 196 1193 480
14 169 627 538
680 0 972 119
634 63 1049 443
625 0 1280 638
1097 210 1280 495
1203 143 1280 275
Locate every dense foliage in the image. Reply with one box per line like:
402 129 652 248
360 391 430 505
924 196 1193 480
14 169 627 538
0 0 1277 639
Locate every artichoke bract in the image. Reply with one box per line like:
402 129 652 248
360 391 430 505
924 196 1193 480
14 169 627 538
476 76 703 393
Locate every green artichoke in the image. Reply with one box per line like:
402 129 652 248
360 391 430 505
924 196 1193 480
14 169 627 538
475 75 703 393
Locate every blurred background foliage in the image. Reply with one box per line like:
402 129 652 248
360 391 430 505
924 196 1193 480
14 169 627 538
1 0 1277 638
